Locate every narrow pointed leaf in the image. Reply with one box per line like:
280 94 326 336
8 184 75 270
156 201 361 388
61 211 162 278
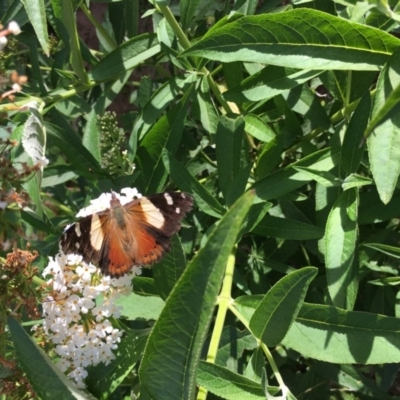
183 9 400 70
197 361 266 400
136 85 194 193
153 235 188 300
253 147 340 200
244 114 275 142
21 0 49 55
180 0 202 30
224 66 322 103
282 303 400 364
325 188 359 309
216 115 244 199
139 191 255 400
7 317 96 400
341 93 371 174
252 215 324 240
196 77 219 134
249 267 317 346
52 0 88 83
89 34 160 81
367 48 400 204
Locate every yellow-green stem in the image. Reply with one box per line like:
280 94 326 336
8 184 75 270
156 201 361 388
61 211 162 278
197 251 236 400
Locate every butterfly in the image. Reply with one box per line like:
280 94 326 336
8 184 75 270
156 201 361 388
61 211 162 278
60 191 193 278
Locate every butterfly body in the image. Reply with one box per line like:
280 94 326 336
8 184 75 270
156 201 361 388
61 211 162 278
60 191 193 277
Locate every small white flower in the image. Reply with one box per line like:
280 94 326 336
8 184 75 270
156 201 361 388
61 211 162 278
57 358 71 373
8 21 21 35
79 297 95 314
11 83 21 92
76 264 97 281
0 36 8 51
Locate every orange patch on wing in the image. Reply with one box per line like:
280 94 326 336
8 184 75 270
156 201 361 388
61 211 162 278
132 228 165 266
105 234 135 277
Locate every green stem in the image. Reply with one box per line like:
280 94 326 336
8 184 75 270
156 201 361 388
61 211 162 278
229 303 289 395
156 4 192 49
197 251 236 400
157 3 233 115
80 3 117 51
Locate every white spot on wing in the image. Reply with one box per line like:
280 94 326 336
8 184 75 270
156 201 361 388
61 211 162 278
164 193 173 205
74 223 82 237
90 214 104 251
75 242 80 249
141 198 165 229
176 207 180 214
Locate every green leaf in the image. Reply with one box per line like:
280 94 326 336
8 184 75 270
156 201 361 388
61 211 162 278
85 329 148 400
226 163 253 206
244 114 275 143
180 0 202 30
238 201 272 237
216 327 257 368
81 109 101 161
139 191 255 400
132 277 159 296
136 85 194 193
292 166 340 187
362 243 400 259
52 0 89 83
249 267 318 346
183 8 400 70
252 215 324 240
196 77 219 135
244 347 265 383
341 93 371 174
89 34 160 81
162 150 226 218
133 74 197 139
42 166 78 187
282 303 400 364
7 316 96 400
224 66 322 103
21 0 49 55
253 147 340 201
324 188 359 309
197 361 266 400
283 85 331 130
116 293 165 321
216 115 244 199
20 208 55 234
367 48 400 204
46 112 106 180
153 235 188 300
342 174 373 191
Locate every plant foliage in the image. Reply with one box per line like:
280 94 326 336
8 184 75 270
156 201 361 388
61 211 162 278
2 0 400 399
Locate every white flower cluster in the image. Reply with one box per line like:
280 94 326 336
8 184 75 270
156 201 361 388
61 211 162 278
42 251 140 387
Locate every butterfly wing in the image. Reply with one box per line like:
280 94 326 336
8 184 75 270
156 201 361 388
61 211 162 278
60 214 104 266
99 193 193 276
60 192 193 278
